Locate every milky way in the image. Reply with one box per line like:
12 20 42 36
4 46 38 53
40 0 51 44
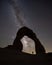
9 0 26 28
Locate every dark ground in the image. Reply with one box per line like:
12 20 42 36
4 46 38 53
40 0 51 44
0 48 52 65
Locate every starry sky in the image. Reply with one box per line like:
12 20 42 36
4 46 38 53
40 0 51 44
0 0 52 53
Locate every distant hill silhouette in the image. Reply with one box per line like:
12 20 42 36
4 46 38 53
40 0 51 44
0 26 52 65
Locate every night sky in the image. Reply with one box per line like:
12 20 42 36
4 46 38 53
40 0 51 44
0 0 52 53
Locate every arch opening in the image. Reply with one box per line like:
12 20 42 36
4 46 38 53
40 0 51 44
21 35 36 54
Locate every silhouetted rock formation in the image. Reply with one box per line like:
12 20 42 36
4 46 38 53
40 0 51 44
13 34 23 52
13 26 46 54
34 37 45 54
0 26 52 65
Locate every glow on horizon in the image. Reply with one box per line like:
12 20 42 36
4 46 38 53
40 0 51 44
21 36 36 54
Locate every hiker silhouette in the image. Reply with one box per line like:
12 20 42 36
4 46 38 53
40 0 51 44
13 26 46 54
